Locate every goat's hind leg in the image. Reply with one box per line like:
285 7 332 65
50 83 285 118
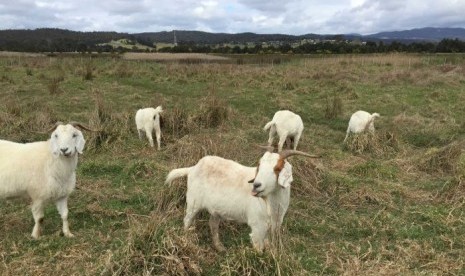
209 214 226 252
137 129 145 140
183 201 200 231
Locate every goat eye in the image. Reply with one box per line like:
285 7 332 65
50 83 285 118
72 133 77 138
54 134 58 138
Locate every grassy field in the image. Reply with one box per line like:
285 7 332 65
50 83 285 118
1 52 465 275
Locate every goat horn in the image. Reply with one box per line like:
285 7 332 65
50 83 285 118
279 150 321 159
68 121 97 132
257 145 275 153
44 121 64 133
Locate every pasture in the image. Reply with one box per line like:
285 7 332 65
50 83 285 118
1 52 465 275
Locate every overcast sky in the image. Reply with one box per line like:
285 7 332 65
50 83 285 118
1 0 465 35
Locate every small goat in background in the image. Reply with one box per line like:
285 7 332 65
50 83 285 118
264 110 304 152
135 106 163 150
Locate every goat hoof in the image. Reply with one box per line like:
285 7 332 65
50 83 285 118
64 232 75 238
214 243 226 252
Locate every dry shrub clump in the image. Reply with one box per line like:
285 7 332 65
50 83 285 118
0 97 57 141
160 90 230 145
194 90 230 128
417 140 465 176
46 75 65 95
325 95 343 119
417 140 465 202
344 132 398 156
292 158 326 197
156 175 188 212
162 106 192 141
391 113 455 148
103 212 205 275
220 246 306 275
86 89 132 151
82 61 95 80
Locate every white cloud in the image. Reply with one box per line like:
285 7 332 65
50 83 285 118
0 0 464 34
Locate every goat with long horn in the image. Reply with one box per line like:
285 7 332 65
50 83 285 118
165 147 320 252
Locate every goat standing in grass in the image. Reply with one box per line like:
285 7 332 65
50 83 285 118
165 147 320 252
135 106 163 150
344 110 380 142
264 110 304 152
0 122 92 238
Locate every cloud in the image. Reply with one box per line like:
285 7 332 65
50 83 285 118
0 0 464 35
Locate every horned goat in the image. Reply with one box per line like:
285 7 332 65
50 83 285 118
165 148 319 252
264 110 304 152
0 122 91 239
135 106 163 150
344 110 380 142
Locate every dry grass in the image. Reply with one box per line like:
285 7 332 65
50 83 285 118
417 140 465 175
1 53 465 275
123 53 230 61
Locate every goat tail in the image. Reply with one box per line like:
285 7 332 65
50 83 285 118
343 129 350 143
165 167 192 185
263 121 274 131
154 105 163 114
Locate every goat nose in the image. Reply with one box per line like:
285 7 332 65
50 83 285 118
60 147 68 153
253 182 261 189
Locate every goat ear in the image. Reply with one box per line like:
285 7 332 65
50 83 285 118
75 131 86 154
248 179 255 183
277 161 293 188
50 134 60 156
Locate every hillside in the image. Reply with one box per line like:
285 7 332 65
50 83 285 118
0 27 465 53
367 27 465 41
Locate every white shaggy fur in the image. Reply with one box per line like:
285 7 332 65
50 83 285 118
344 110 380 142
135 106 163 150
165 150 317 252
0 123 87 239
264 110 304 152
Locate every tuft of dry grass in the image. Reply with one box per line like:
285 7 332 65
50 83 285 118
344 132 382 155
102 212 206 276
194 89 230 128
325 95 343 119
46 75 64 95
163 106 192 141
82 61 94 80
417 140 465 176
86 89 133 151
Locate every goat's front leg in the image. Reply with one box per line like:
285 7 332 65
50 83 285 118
31 200 45 239
56 197 74 237
249 223 268 252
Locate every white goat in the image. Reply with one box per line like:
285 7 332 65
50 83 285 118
344 110 380 142
165 148 319 252
264 110 304 152
135 106 163 150
0 122 91 239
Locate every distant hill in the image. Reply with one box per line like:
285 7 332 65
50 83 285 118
367 27 465 42
133 30 324 44
0 28 128 52
0 27 464 52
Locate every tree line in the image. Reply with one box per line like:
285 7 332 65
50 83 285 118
1 28 465 54
159 39 465 54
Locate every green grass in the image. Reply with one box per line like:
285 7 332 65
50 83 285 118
1 53 465 274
